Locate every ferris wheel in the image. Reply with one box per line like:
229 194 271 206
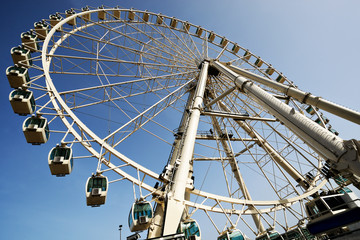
7 6 360 240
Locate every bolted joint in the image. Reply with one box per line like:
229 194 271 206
331 139 360 180
197 58 219 76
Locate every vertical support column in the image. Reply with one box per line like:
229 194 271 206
161 61 209 236
170 89 197 166
148 88 196 239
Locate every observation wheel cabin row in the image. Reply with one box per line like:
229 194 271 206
4 6 204 239
6 5 358 240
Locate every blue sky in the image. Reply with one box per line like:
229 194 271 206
1 0 360 239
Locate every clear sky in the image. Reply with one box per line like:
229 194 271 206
1 0 360 239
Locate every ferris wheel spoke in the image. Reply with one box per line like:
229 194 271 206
49 50 184 77
102 79 193 142
101 20 195 66
121 20 198 64
58 70 196 96
245 124 304 195
56 24 194 70
179 26 202 58
61 72 195 114
110 90 188 148
132 10 202 59
66 81 188 111
148 22 200 61
214 85 313 192
212 99 305 200
48 54 196 70
207 82 288 199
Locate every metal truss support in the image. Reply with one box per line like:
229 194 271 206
211 60 360 181
225 63 360 125
162 61 209 236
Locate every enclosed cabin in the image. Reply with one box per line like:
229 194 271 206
333 175 351 187
232 44 240 54
183 21 190 32
22 115 49 145
208 31 215 42
170 17 178 29
6 65 30 89
218 229 247 240
21 31 39 52
243 50 251 61
11 46 32 66
9 89 35 115
128 9 135 21
281 227 314 240
305 191 360 236
143 11 150 22
81 6 91 22
196 27 203 37
265 65 275 76
254 58 263 68
128 200 153 232
305 105 316 115
220 37 228 47
65 8 76 25
113 7 121 20
315 115 329 126
49 13 63 31
48 145 73 176
177 219 201 240
275 75 285 84
34 21 49 40
86 174 108 206
255 231 283 240
156 14 164 25
98 6 106 20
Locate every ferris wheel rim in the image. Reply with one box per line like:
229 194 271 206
36 6 329 218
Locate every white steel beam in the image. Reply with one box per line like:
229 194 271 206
226 63 360 125
162 61 209 236
205 86 236 108
201 110 277 122
211 60 360 179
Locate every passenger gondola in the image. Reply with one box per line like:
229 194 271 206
81 6 91 22
22 115 50 145
281 227 314 240
177 219 201 240
21 31 39 52
6 65 30 88
65 8 76 25
218 229 247 240
128 200 153 232
113 7 120 20
49 13 63 31
34 21 49 40
48 145 73 176
98 5 106 20
86 174 108 206
305 191 360 236
255 231 283 240
10 46 32 66
9 89 35 115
